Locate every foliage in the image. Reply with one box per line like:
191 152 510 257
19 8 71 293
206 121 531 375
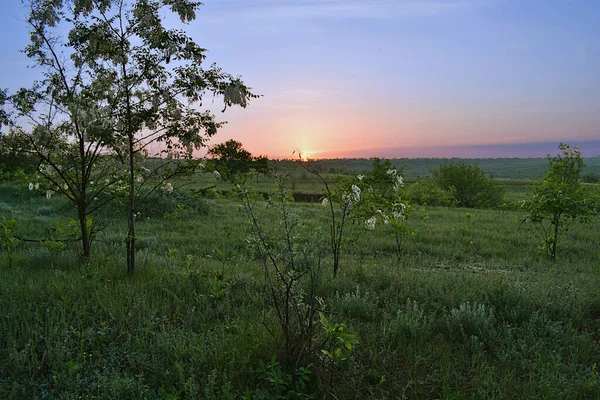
243 356 313 400
20 0 257 274
1 177 600 398
0 0 124 258
208 140 271 183
0 217 20 268
350 158 416 258
238 176 325 366
521 144 598 261
304 158 415 275
431 162 504 208
318 312 359 364
406 178 457 207
582 173 600 184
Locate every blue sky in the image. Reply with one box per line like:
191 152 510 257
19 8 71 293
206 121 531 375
1 0 599 158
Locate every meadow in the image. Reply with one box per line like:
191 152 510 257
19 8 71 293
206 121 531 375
1 159 600 399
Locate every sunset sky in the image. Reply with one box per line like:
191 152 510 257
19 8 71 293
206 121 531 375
1 0 599 158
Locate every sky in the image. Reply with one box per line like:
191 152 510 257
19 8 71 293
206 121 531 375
1 0 599 158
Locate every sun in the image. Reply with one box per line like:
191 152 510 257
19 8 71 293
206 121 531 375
300 152 311 162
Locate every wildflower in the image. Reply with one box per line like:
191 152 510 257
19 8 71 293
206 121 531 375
214 170 221 179
162 182 174 195
321 197 329 207
135 175 143 183
46 190 55 199
35 182 39 190
387 169 396 176
105 178 110 184
365 216 376 230
28 182 34 191
357 174 364 181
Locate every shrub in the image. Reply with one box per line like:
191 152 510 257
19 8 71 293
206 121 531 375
431 162 504 208
521 144 598 261
406 178 457 207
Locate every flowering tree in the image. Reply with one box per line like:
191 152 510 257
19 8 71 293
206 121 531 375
351 159 414 258
21 0 258 274
0 6 122 260
310 158 412 277
521 144 598 261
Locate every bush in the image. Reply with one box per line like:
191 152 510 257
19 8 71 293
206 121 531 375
431 162 504 208
406 178 457 207
521 144 598 261
582 173 600 183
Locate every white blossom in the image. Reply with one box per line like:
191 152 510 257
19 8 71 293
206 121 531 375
342 184 361 205
392 203 407 220
377 209 389 224
136 175 144 183
365 216 376 230
321 197 329 207
357 174 364 181
46 190 55 199
34 182 39 190
162 182 174 194
394 175 404 191
223 80 247 108
214 170 221 179
351 184 361 202
386 169 396 176
28 182 34 191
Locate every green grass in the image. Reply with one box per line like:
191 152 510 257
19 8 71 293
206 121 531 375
1 179 600 399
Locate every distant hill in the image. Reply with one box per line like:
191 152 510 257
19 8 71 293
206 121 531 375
311 140 600 159
288 157 600 180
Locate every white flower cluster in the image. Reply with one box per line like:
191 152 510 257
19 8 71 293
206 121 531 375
376 209 389 225
342 184 361 205
364 216 376 230
28 182 40 191
161 182 174 195
558 143 580 158
213 170 221 180
392 203 407 220
224 81 247 108
387 168 404 191
321 197 329 207
46 190 55 200
357 174 364 181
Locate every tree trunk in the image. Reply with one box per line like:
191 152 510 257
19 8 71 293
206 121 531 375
78 200 91 259
126 134 136 275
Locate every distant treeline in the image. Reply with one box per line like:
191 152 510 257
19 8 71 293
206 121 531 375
271 157 600 180
4 152 600 182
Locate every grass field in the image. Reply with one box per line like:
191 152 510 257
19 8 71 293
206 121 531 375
1 161 600 399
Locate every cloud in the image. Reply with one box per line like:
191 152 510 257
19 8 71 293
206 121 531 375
204 0 483 22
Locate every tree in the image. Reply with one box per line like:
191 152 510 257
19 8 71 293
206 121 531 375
522 144 598 261
208 140 271 183
431 162 504 208
39 0 258 273
208 139 253 181
0 0 121 259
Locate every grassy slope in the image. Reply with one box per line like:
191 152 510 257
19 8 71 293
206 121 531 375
1 174 600 398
